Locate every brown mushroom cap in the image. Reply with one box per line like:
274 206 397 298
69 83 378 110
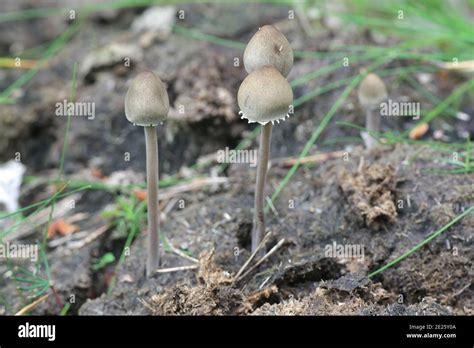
243 25 294 78
357 73 388 109
125 70 169 126
238 66 293 125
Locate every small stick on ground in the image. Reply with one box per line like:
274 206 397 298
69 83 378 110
162 197 179 219
235 238 285 283
165 239 199 264
272 150 346 168
233 232 272 283
155 264 199 274
15 294 49 316
68 225 109 249
259 275 272 290
134 177 229 202
452 283 470 297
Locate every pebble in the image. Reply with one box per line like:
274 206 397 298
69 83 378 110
131 6 176 38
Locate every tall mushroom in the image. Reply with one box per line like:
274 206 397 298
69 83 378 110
238 66 293 252
124 70 169 277
357 73 387 149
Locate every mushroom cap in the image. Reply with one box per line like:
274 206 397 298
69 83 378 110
125 70 169 126
357 73 388 109
243 25 293 77
238 66 293 125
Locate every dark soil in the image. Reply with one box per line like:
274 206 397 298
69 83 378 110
78 144 473 316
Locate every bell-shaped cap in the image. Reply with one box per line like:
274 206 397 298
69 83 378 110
243 25 293 78
357 73 387 109
238 66 293 125
125 70 169 126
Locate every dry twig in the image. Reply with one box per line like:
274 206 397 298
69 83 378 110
155 264 199 274
233 232 272 283
15 294 49 316
236 238 285 282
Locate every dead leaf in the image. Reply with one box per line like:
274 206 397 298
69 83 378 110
47 219 79 239
409 122 429 140
133 189 147 201
90 167 105 178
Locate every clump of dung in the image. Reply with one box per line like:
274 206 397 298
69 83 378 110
338 164 397 229
143 250 243 315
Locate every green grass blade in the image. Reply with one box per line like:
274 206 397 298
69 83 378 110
368 205 474 278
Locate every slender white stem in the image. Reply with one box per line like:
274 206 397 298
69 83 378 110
144 126 159 277
365 108 380 149
252 123 273 252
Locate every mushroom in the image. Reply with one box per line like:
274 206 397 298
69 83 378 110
238 66 293 252
124 70 169 277
243 25 294 77
357 73 388 149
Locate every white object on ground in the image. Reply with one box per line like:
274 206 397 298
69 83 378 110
131 6 176 36
0 160 26 213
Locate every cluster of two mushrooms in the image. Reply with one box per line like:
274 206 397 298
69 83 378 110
240 30 391 251
238 25 294 252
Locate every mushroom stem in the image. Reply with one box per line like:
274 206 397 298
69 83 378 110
365 108 380 149
144 125 160 277
252 122 273 252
